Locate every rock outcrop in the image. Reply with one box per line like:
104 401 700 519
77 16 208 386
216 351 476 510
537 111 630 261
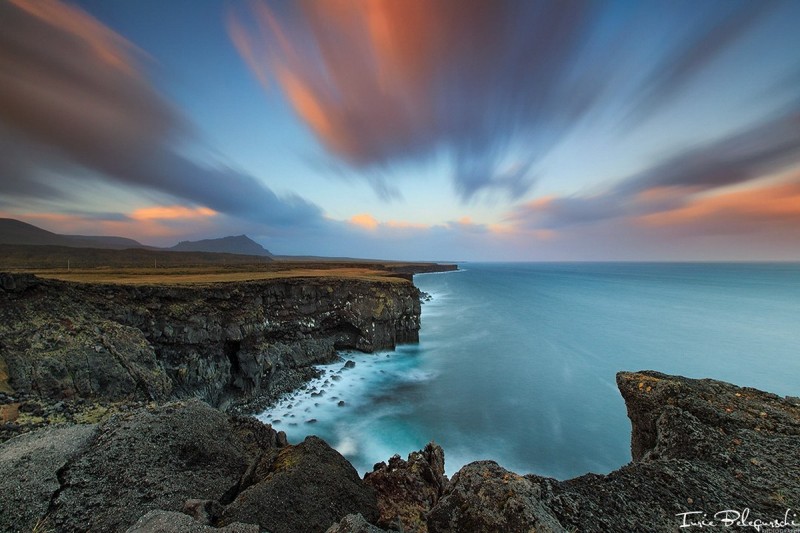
0 371 797 532
364 442 447 532
426 371 800 533
1 400 379 533
0 424 97 532
0 273 420 409
48 400 275 532
220 436 379 533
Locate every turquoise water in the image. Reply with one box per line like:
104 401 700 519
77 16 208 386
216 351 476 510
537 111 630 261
258 263 800 478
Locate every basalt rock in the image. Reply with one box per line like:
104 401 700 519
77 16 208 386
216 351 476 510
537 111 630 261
0 424 97 533
364 442 447 532
48 400 284 532
427 461 566 533
125 510 258 533
0 273 421 408
220 436 379 533
326 513 390 533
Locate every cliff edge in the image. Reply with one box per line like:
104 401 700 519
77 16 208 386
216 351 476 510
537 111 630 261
0 272 420 412
426 371 800 532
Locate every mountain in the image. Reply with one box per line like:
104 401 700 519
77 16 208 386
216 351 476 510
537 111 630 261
0 218 271 257
169 235 272 256
0 218 69 246
0 218 144 249
64 235 146 249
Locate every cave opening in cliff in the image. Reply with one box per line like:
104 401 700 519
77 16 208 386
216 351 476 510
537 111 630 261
330 323 362 350
224 340 242 374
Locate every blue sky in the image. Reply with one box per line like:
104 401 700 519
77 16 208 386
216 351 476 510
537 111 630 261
1 0 800 260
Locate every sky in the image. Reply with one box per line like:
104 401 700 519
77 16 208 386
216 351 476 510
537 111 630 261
1 0 800 261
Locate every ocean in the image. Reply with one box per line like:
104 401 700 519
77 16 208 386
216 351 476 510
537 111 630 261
257 262 800 478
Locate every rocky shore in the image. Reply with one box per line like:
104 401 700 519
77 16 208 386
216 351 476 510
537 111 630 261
1 273 798 532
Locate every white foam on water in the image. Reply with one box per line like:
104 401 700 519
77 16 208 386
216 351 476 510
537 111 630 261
256 348 439 472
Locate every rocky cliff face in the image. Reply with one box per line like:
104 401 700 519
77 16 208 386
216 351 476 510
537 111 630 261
0 273 420 409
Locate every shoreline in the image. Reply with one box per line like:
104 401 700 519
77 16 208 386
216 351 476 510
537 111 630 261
2 267 799 531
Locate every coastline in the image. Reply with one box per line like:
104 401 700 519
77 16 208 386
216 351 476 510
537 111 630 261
2 265 799 532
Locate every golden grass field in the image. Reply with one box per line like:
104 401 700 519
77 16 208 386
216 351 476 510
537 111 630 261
26 265 410 285
0 244 454 285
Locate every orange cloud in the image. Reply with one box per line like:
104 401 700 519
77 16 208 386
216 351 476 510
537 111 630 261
225 1 449 167
487 223 520 236
5 205 221 245
349 213 379 230
130 206 217 221
525 195 556 209
638 182 800 227
348 212 432 231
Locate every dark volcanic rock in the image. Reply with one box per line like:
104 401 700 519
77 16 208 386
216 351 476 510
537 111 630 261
427 461 566 533
326 513 389 533
0 424 97 533
523 371 800 532
125 510 258 533
221 436 379 533
0 273 421 408
364 442 447 532
1 370 797 533
50 400 281 532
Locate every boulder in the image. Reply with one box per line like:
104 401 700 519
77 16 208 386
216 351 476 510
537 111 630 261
49 400 280 532
326 513 389 533
0 424 97 533
125 510 258 533
221 436 379 533
364 442 447 532
427 461 566 533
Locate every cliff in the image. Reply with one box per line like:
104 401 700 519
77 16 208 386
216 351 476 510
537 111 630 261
0 273 420 410
1 370 797 532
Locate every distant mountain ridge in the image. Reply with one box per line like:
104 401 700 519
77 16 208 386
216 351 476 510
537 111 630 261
0 218 145 249
0 218 271 257
170 235 272 256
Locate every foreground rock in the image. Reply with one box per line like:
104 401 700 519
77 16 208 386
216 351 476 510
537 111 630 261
1 371 797 532
49 400 277 532
364 442 447 532
426 371 800 532
0 400 379 533
220 436 378 533
428 461 565 533
0 424 96 532
126 511 258 533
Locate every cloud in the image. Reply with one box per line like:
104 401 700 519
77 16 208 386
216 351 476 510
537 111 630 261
0 0 321 229
130 206 217 221
625 1 777 120
510 105 800 232
349 213 379 231
228 0 783 201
